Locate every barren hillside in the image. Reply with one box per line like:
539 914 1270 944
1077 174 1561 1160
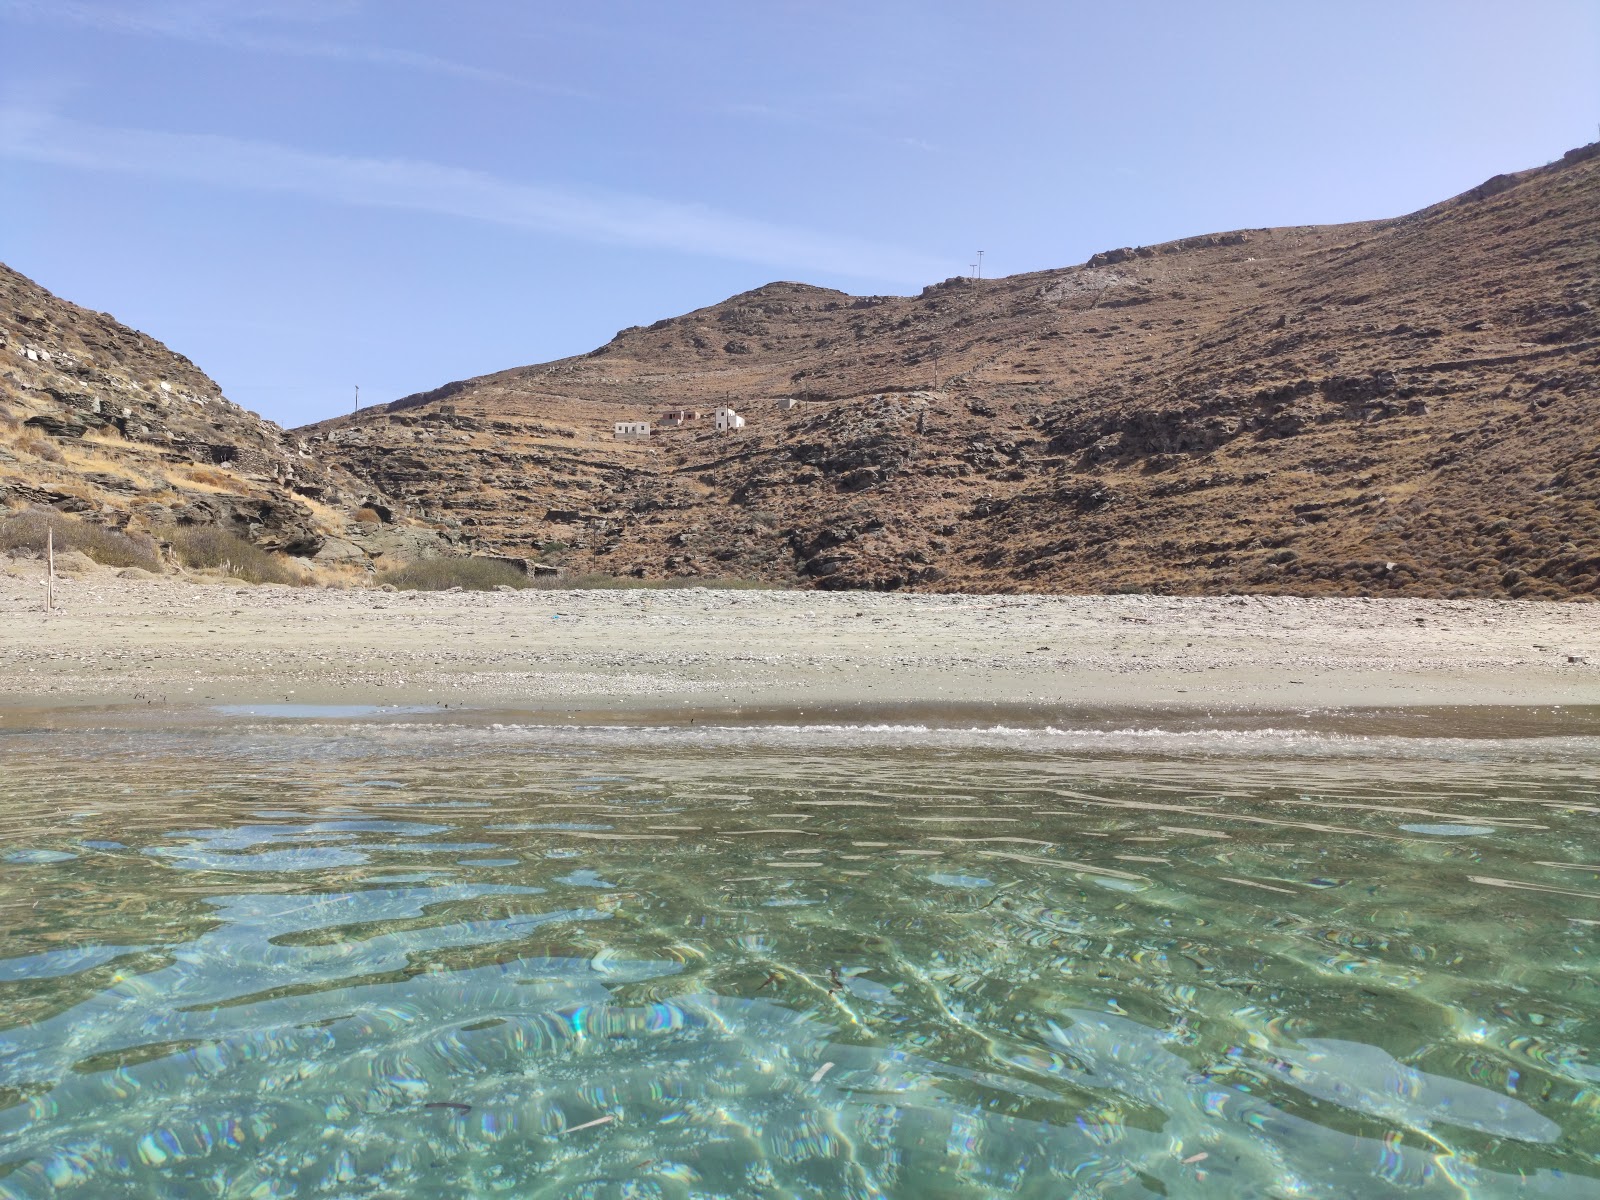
0 265 446 566
295 140 1591 597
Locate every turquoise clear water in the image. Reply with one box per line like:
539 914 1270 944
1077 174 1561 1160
0 715 1597 1198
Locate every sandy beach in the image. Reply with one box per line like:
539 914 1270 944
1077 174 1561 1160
1 562 1596 717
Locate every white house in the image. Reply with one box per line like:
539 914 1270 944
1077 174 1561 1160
714 406 745 432
776 397 798 411
613 421 651 439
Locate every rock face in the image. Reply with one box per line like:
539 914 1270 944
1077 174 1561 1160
0 264 442 561
299 143 1600 598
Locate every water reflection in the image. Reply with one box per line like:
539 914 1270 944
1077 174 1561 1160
0 720 1596 1197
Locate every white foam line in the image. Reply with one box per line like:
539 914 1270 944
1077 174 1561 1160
1218 876 1299 896
977 851 1146 882
188 719 1600 763
1470 876 1600 902
562 1114 615 1135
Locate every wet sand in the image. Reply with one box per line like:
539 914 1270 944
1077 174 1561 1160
2 565 1597 717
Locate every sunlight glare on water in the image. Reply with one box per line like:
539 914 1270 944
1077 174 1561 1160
0 717 1597 1198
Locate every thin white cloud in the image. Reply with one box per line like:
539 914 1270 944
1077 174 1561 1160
0 110 947 284
722 99 943 156
0 0 554 91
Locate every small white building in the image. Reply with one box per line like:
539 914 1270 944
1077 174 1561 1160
714 406 745 432
776 397 798 411
613 421 651 439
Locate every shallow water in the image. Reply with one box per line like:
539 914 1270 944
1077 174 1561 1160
0 715 1597 1198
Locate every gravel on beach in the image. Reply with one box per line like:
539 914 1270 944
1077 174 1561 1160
2 564 1597 714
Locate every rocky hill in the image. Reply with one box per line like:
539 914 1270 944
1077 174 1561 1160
292 141 1588 598
0 264 446 567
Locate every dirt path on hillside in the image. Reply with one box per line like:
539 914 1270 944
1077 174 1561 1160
2 560 1596 716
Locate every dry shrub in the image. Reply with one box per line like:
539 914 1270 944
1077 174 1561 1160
0 509 161 570
353 507 383 524
17 435 63 463
313 562 371 590
376 557 531 591
184 467 235 489
164 525 309 585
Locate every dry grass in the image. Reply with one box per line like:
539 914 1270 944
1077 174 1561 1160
311 562 373 590
176 465 241 490
16 435 63 463
353 507 383 524
57 443 151 489
164 525 310 585
0 509 161 570
293 491 355 532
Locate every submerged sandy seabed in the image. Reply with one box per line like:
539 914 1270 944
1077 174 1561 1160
0 567 1597 716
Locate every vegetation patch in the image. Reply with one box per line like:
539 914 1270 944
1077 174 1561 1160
165 525 309 585
180 466 237 490
0 509 162 570
16 435 63 462
376 557 532 591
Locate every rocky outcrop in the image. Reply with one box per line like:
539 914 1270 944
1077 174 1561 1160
0 262 445 564
168 493 326 556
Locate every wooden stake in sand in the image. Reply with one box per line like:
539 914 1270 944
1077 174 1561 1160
45 526 54 615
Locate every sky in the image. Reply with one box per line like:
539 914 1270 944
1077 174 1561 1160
1 1 1596 428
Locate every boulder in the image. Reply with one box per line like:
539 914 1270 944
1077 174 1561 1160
23 414 86 438
172 491 324 556
475 554 531 575
313 536 368 565
51 549 98 575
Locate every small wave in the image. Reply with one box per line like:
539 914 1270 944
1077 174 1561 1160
165 719 1600 764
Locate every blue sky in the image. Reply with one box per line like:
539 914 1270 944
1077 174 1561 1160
2 1 1596 428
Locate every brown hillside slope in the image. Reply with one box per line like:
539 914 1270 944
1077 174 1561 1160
304 143 1600 597
0 265 442 565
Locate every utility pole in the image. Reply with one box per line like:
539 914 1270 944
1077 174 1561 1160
969 262 977 278
932 347 940 390
354 385 360 414
977 250 985 280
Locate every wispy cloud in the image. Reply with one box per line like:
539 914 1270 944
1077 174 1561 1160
0 110 947 284
0 0 554 90
722 98 943 156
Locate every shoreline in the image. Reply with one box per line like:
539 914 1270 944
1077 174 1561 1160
2 568 1597 718
8 700 1600 747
